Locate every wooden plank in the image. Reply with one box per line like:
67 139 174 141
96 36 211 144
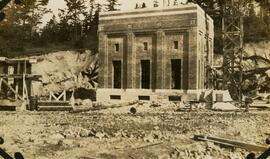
194 135 268 152
24 60 26 74
56 91 65 101
250 103 270 108
23 74 28 101
63 90 66 101
38 106 73 111
70 100 139 113
15 84 18 100
135 142 163 150
49 91 58 101
0 74 41 79
0 78 2 91
0 78 24 101
17 61 20 74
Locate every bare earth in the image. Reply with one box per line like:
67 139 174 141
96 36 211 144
0 105 269 159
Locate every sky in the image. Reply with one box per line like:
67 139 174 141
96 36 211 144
42 0 187 26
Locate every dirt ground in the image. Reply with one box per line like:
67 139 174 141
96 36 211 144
0 105 270 159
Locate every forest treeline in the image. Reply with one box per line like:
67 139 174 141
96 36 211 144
0 0 269 57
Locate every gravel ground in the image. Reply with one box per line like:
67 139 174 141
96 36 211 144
0 106 269 159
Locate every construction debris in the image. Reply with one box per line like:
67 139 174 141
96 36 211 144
130 107 137 114
70 100 138 113
0 109 269 158
194 135 268 152
31 50 98 96
212 102 239 111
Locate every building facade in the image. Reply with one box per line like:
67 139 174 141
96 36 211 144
97 4 214 102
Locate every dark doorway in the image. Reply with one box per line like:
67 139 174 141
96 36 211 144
171 59 181 89
141 60 150 89
113 61 121 88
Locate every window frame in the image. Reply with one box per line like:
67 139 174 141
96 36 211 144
173 41 179 50
143 42 148 51
115 43 120 52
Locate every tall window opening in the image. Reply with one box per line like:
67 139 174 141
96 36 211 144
141 60 150 89
113 61 121 88
171 59 181 89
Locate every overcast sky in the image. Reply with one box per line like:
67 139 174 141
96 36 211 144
42 0 187 26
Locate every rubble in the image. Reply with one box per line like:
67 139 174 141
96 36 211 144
0 109 269 158
0 42 269 158
31 50 98 96
212 102 239 111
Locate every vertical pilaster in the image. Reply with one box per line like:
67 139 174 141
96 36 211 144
151 34 157 91
187 28 198 89
156 30 165 89
98 32 108 88
126 32 135 89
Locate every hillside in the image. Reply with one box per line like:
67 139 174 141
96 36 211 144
31 50 98 97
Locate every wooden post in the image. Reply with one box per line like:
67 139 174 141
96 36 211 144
15 61 20 100
23 74 29 101
49 91 52 101
22 74 25 99
1 78 24 101
63 90 66 101
0 78 2 91
15 85 18 100
24 60 26 74
17 62 20 74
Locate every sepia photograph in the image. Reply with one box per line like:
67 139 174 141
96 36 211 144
0 0 270 158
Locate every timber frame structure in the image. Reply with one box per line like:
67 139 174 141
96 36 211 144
221 0 244 103
0 57 40 108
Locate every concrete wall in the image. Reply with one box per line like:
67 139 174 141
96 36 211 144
98 4 214 102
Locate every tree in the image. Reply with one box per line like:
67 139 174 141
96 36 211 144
173 0 178 6
153 0 159 7
40 15 59 43
244 4 268 42
87 3 102 51
135 3 139 9
0 0 50 55
83 0 95 34
64 0 87 40
104 0 120 11
142 2 146 8
57 8 72 42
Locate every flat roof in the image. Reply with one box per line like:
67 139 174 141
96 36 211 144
100 3 213 23
0 57 37 64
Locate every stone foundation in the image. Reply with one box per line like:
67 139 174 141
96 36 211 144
97 88 205 103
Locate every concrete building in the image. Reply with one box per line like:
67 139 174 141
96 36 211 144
97 4 214 102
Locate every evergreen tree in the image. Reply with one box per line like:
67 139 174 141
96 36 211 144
153 0 159 7
135 3 139 9
57 9 72 41
142 2 146 8
244 3 268 42
40 15 58 43
64 0 87 40
173 0 178 6
0 0 50 55
105 0 120 11
83 0 95 34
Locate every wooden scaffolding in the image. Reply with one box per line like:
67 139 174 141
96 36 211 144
0 57 41 109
